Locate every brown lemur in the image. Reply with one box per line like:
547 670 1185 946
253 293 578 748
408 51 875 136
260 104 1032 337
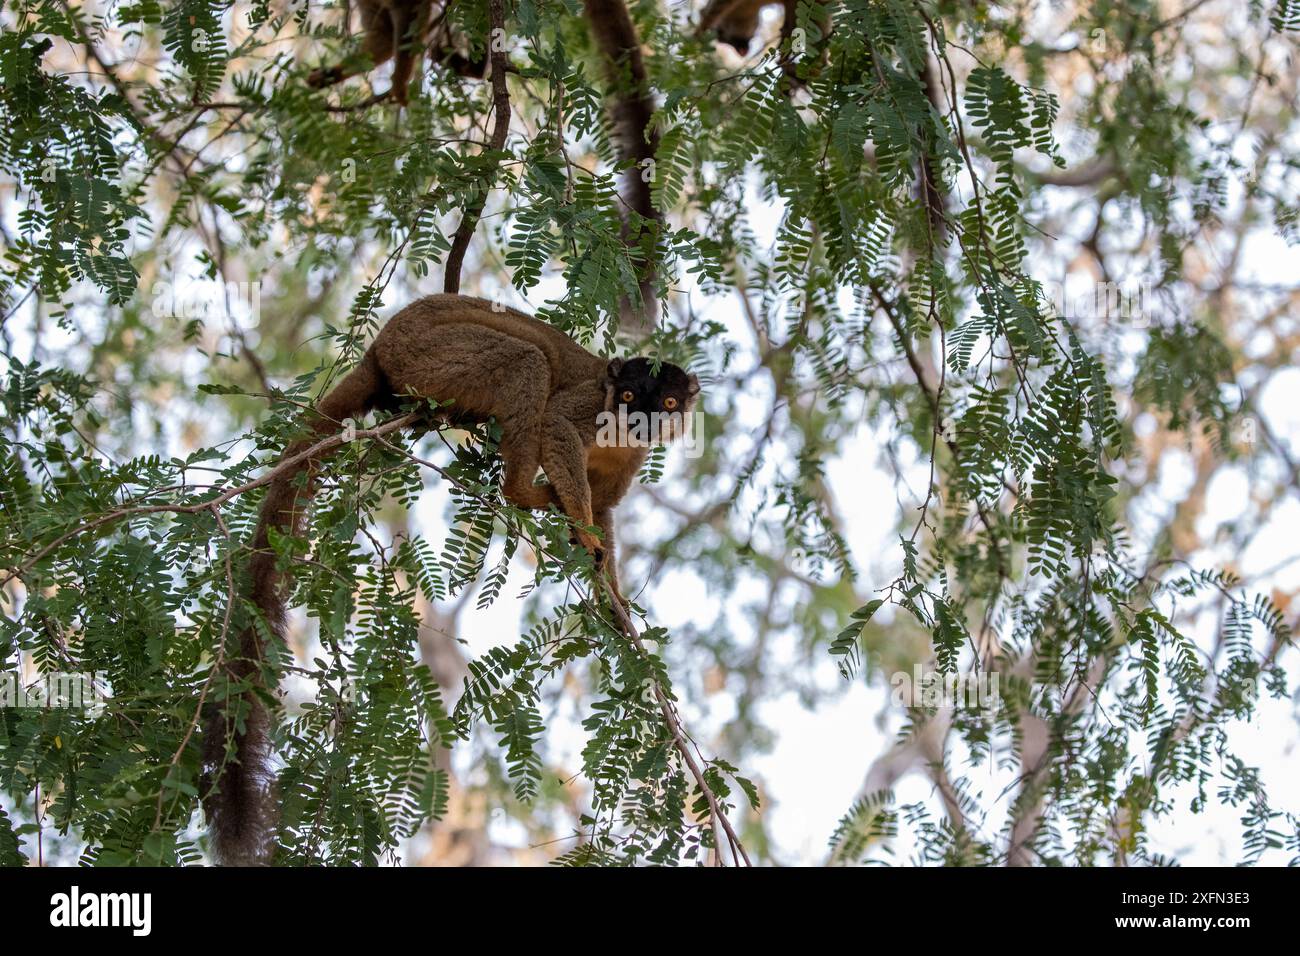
699 0 791 54
202 293 700 865
306 0 490 105
698 0 830 74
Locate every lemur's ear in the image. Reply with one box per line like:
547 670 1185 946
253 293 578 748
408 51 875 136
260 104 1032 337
687 373 701 396
606 358 625 381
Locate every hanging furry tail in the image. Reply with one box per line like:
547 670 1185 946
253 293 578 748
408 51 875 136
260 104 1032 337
201 353 386 865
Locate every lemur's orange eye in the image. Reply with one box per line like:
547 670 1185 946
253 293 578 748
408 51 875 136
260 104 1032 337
621 390 635 403
663 396 679 411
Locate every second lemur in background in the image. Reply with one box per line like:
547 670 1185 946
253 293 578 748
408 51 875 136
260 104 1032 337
309 0 665 326
698 0 830 78
699 0 795 54
307 0 488 105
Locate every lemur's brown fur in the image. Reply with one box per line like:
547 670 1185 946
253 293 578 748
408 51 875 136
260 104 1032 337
582 0 661 331
699 0 791 54
306 0 488 105
202 294 699 865
698 0 829 76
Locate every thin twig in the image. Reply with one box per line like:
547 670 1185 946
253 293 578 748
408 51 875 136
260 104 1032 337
602 591 752 866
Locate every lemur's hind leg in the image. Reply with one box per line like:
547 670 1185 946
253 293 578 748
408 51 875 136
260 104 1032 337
387 1 431 105
373 322 556 510
495 355 557 511
539 409 597 552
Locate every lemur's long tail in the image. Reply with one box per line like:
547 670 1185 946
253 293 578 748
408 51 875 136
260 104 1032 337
201 353 385 865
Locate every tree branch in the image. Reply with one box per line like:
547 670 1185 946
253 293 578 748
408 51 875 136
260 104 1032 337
602 588 753 866
443 0 512 294
1 413 421 588
582 0 661 335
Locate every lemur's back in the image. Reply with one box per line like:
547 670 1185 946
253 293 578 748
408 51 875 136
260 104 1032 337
373 294 606 391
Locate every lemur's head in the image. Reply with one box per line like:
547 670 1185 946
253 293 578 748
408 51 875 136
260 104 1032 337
700 0 764 55
604 358 701 443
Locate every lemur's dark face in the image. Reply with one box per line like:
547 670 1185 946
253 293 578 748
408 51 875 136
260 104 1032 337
606 358 701 443
718 31 752 55
715 7 761 55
